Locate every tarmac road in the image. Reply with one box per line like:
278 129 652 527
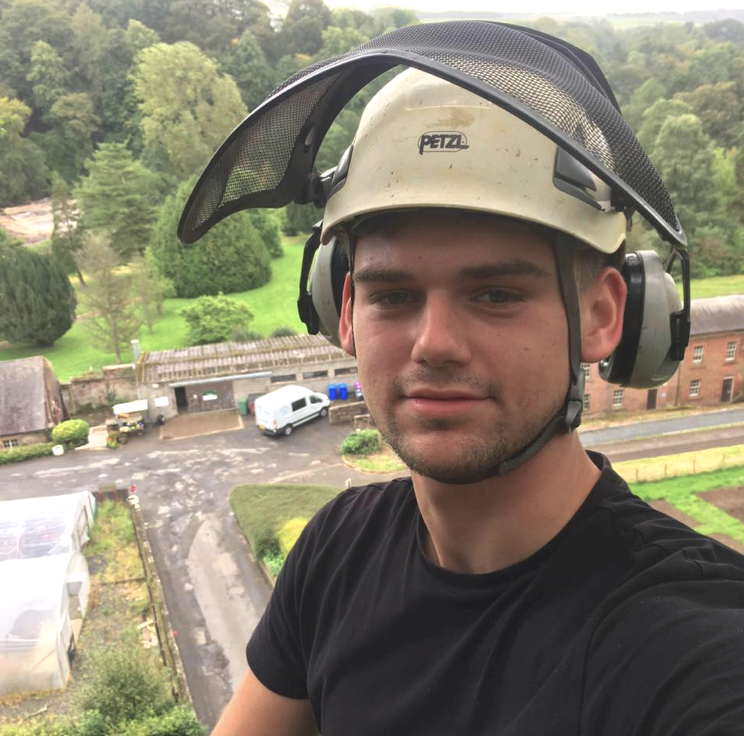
0 417 393 729
2 407 744 728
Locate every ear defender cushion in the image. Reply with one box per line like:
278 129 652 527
308 238 349 347
599 250 682 388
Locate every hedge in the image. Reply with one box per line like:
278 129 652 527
341 429 383 456
51 418 90 447
0 443 55 465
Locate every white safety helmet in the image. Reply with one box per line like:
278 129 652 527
321 68 628 254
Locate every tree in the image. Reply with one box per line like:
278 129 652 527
150 177 271 297
0 246 76 346
278 0 332 57
130 251 165 332
0 96 49 206
75 142 158 261
44 92 100 180
249 209 283 258
675 82 742 150
180 293 255 345
317 25 367 59
622 77 666 133
220 30 274 112
133 41 247 179
50 174 85 285
636 98 693 152
75 234 143 363
27 40 70 117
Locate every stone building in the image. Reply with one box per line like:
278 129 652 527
0 356 67 447
133 334 358 418
582 295 744 415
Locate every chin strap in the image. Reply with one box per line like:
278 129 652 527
491 236 585 476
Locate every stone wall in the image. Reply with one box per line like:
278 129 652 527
61 364 139 414
329 400 368 425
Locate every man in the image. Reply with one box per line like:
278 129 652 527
191 30 744 736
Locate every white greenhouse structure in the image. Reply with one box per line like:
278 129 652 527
0 491 96 561
0 492 96 696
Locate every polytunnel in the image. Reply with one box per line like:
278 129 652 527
0 551 90 696
0 492 96 561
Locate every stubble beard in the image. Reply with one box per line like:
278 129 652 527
371 372 565 484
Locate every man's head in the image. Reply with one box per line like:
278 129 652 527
321 68 629 480
337 209 625 483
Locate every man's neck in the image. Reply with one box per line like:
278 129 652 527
411 434 600 575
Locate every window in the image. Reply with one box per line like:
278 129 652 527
689 379 701 398
291 398 306 411
2 439 19 449
334 366 357 376
582 393 591 411
581 363 591 382
309 395 322 404
692 345 704 363
303 370 328 379
726 341 737 362
612 389 624 407
270 373 296 384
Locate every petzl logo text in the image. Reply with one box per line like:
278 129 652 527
418 131 470 155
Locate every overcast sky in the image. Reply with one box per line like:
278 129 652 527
323 0 744 14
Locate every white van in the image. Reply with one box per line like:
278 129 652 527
254 385 330 436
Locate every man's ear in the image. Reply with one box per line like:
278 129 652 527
581 267 627 363
339 273 355 357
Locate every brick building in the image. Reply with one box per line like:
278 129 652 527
582 295 744 416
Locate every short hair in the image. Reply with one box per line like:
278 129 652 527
573 241 626 293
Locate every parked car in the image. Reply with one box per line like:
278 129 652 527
253 385 330 436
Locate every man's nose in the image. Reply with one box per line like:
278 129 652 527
410 294 472 367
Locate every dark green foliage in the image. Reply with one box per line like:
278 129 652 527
0 442 55 465
50 174 85 283
279 0 332 56
75 143 158 261
282 201 320 237
150 178 271 297
74 639 173 726
180 293 255 345
249 209 283 258
51 418 90 447
0 246 76 345
219 30 274 111
270 326 297 337
341 429 382 455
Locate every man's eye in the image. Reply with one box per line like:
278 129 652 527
374 291 413 306
476 289 516 304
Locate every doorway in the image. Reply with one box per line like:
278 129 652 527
175 386 188 413
646 389 658 410
721 377 734 403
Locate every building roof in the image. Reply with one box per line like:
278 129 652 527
690 295 744 337
0 356 49 436
137 334 350 384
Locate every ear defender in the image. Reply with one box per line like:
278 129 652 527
297 223 348 348
599 249 689 388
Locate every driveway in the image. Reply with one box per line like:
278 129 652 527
0 418 396 729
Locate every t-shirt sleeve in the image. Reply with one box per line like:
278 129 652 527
581 582 744 736
246 516 320 699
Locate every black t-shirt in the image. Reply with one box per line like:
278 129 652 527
247 453 744 735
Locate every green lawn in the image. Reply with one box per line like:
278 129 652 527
685 273 744 300
0 235 307 381
630 466 744 545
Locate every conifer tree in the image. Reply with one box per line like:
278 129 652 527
0 246 76 346
76 234 142 362
51 173 85 285
75 143 158 262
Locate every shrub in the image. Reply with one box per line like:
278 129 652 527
51 418 90 447
179 294 255 346
0 443 55 465
270 326 297 338
262 549 285 578
118 706 206 736
249 209 283 259
75 639 173 725
341 429 383 456
277 517 308 557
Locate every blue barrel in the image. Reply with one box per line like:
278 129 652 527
328 383 338 400
339 383 348 400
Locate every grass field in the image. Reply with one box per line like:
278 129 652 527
686 273 744 300
0 236 306 381
614 444 744 483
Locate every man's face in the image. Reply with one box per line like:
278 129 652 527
339 212 570 484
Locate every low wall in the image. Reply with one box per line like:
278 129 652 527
61 365 139 414
329 400 368 425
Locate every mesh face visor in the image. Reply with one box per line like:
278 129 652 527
177 20 685 249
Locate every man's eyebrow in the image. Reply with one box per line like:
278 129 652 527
459 260 552 280
352 268 415 284
352 260 551 284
